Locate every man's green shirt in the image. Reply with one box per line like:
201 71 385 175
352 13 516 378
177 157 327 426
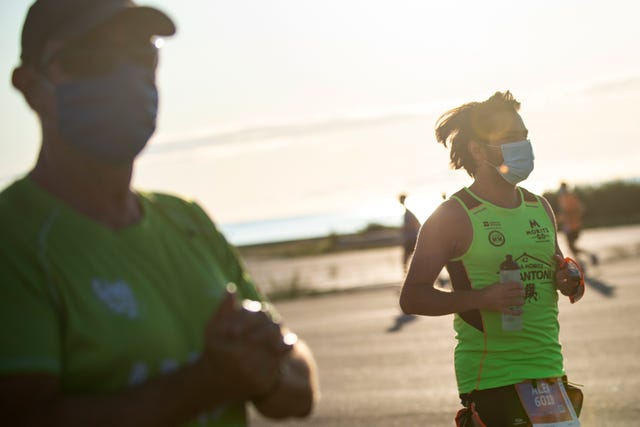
0 177 267 426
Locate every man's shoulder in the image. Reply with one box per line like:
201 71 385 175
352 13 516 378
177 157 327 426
0 177 27 207
0 178 53 259
140 190 192 207
0 177 45 227
139 190 205 220
138 190 221 235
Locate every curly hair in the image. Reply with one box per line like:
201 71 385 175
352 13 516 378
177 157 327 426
435 91 521 176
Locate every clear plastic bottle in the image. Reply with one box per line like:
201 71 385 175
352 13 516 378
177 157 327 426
500 254 523 331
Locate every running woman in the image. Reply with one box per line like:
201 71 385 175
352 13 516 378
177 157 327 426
400 91 584 426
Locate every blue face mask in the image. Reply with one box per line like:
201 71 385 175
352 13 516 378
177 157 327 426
495 139 535 185
55 63 158 166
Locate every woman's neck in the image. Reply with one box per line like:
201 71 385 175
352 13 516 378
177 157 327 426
469 168 520 208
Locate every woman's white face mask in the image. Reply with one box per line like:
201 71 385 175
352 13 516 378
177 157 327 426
486 139 535 185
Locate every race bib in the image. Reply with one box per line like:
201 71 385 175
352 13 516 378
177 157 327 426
515 379 580 426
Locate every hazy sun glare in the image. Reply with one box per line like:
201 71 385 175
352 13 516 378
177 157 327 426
1 0 639 243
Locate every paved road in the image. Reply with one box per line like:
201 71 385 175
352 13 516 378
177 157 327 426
250 256 640 426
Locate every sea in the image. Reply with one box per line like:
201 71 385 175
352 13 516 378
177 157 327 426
219 210 402 246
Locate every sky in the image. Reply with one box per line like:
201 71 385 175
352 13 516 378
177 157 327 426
1 1 640 243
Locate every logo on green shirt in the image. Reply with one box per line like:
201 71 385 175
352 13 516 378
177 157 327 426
91 279 139 318
488 230 506 246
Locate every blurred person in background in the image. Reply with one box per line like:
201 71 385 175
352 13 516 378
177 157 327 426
0 0 317 425
400 91 584 426
388 193 422 332
557 181 599 269
398 192 421 271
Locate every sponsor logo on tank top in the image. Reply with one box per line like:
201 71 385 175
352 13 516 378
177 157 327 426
513 253 555 304
526 218 552 243
488 230 506 246
482 220 502 228
482 220 506 246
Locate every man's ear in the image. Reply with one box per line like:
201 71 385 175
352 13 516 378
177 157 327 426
12 65 52 115
12 65 34 94
13 65 39 108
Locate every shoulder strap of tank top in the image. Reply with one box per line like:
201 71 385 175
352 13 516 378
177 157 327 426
453 187 540 210
451 188 482 211
519 187 540 205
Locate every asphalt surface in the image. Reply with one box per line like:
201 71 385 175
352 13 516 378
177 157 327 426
250 256 640 426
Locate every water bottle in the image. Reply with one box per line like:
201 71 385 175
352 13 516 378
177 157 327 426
500 254 523 331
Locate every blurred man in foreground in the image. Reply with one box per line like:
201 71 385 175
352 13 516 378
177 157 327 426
0 1 317 425
400 92 583 426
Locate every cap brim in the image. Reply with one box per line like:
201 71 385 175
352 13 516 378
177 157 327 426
55 4 176 43
114 6 176 37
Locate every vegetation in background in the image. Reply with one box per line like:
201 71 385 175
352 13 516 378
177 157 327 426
266 271 310 301
265 270 352 301
238 234 340 258
358 222 391 233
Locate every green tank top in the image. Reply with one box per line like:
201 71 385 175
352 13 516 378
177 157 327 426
448 187 564 394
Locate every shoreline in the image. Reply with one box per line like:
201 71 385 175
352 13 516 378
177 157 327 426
237 222 640 259
236 226 403 259
240 224 640 300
